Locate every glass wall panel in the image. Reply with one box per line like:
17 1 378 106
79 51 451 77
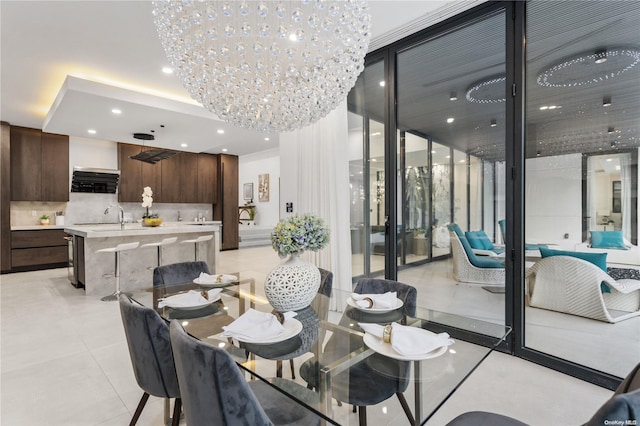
348 59 386 279
432 142 452 257
401 131 430 265
525 0 640 377
453 149 468 230
395 10 506 322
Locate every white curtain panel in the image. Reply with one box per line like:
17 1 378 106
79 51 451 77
279 100 353 293
587 156 597 233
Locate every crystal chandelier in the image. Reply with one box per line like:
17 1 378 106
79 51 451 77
152 1 371 133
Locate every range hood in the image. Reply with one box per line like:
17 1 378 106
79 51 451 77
71 167 120 193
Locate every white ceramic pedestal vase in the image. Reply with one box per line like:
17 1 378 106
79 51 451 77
265 253 321 312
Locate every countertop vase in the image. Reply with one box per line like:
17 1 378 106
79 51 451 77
264 253 320 312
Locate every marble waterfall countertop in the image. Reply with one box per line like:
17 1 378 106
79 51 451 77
64 221 221 238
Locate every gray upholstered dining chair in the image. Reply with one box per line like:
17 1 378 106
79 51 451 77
152 261 210 287
445 361 640 426
277 267 334 379
169 320 321 425
118 294 181 426
299 278 418 426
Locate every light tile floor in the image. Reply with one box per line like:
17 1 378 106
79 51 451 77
0 246 613 425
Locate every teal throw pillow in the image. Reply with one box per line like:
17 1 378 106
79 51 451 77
590 230 628 250
539 247 610 293
458 235 504 269
465 230 494 251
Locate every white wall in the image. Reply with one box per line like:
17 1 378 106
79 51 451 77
238 148 280 227
525 153 582 245
69 137 118 182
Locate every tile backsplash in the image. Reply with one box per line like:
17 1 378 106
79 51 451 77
11 193 215 226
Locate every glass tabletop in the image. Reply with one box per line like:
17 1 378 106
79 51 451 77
130 273 510 425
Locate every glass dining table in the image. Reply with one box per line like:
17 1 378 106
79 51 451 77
130 272 510 425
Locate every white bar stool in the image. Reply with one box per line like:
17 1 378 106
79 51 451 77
140 237 178 268
180 234 213 262
97 241 140 302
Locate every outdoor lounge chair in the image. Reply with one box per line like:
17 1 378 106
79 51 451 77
526 256 640 323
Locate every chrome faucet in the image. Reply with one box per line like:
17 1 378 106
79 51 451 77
104 204 125 229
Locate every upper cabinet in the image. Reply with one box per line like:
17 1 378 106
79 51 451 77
197 153 218 204
10 126 69 201
118 143 218 205
161 152 199 203
118 143 162 203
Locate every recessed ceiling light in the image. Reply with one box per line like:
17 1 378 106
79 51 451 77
379 81 385 87
548 105 557 110
606 158 613 162
446 117 454 124
288 33 297 41
180 143 188 147
222 148 228 152
217 129 225 134
539 106 549 110
371 132 381 136
602 96 612 107
459 159 466 163
449 91 458 101
264 137 270 141
490 119 497 127
594 49 607 64
162 67 174 74
88 129 96 134
445 155 451 159
371 158 377 162
111 108 122 114
431 150 436 154
608 127 615 134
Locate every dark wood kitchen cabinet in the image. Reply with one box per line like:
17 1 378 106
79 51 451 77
10 126 69 202
161 152 199 203
11 229 68 271
215 154 239 250
1 122 10 273
197 153 218 204
118 143 163 203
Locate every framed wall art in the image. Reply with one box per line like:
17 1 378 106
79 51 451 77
258 173 270 202
243 183 254 201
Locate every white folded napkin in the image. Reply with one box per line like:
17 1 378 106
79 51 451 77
197 272 237 284
351 291 398 309
158 289 222 308
359 322 454 356
222 308 297 341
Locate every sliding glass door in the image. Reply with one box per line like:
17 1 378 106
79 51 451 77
524 0 640 379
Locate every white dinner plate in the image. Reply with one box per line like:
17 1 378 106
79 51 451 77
346 297 404 314
363 333 448 361
159 293 221 310
209 318 303 344
193 274 238 288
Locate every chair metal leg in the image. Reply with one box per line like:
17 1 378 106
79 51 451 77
171 399 182 426
276 360 283 378
129 392 150 426
358 406 367 426
289 359 296 379
163 398 170 425
396 392 415 425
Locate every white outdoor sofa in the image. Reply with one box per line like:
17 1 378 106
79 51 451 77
526 256 640 323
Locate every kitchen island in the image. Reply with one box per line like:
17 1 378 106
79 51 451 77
64 222 221 297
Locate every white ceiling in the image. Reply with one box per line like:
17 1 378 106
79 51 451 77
0 0 470 156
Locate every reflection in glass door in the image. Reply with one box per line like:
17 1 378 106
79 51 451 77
348 59 386 279
524 0 640 378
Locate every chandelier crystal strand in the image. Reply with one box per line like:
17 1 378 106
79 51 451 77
152 0 371 133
